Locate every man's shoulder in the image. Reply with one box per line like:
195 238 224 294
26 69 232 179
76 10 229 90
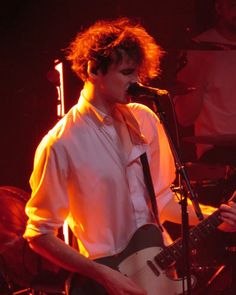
39 105 81 148
127 102 155 117
50 107 76 135
126 102 158 129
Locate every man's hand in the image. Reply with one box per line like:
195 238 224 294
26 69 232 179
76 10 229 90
218 200 236 232
97 264 147 295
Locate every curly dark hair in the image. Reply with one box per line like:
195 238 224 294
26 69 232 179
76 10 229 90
65 17 164 83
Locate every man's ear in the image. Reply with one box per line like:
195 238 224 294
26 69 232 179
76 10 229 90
87 60 98 79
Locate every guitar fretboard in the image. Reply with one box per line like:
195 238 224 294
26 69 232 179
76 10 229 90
154 209 222 270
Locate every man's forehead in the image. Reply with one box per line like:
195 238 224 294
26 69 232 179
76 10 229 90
111 49 139 66
121 54 138 67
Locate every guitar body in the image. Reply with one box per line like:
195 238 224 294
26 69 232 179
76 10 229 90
69 224 196 295
118 246 195 295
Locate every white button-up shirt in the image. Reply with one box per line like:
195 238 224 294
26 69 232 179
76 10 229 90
24 94 175 259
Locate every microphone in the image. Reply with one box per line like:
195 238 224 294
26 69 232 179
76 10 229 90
127 82 169 99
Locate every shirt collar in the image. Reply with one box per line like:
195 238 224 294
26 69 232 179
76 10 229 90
77 90 147 145
115 104 148 145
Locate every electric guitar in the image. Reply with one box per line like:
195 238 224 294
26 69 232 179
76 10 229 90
70 194 236 295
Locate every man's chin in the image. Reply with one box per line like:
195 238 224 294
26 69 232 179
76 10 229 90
116 96 131 105
124 96 132 104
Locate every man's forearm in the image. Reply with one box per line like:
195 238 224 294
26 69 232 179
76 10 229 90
27 234 108 284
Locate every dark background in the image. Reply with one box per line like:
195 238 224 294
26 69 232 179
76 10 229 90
0 0 216 192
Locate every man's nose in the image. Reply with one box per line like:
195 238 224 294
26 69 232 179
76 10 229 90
130 73 139 84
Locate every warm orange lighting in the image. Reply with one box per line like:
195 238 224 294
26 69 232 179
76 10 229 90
77 239 89 257
63 221 69 245
54 59 65 117
54 59 68 243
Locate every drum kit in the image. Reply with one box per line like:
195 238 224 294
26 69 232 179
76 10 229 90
183 134 236 203
0 186 68 295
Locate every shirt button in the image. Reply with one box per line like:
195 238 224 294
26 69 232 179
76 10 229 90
103 116 113 125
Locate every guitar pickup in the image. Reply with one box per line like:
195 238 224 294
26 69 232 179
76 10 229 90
146 260 160 277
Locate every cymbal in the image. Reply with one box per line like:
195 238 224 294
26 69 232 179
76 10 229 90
183 134 236 146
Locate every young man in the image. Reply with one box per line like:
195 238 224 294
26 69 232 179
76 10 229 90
24 18 236 295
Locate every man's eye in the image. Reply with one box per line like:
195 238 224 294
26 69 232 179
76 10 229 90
121 69 134 75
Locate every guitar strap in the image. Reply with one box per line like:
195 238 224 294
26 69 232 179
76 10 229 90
140 152 163 232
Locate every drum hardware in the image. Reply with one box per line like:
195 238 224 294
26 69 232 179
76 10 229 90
191 249 233 295
13 288 37 295
201 261 235 295
226 246 236 253
207 265 226 287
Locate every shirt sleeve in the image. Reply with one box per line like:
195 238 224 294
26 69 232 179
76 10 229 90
24 135 70 240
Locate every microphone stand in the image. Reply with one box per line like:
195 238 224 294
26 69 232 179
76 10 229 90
149 92 204 294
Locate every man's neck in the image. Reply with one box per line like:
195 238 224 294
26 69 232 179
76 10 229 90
82 82 115 116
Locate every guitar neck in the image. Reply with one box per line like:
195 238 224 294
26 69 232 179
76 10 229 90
155 208 222 270
155 191 236 270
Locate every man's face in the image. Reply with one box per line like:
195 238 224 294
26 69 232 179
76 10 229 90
217 0 236 33
96 52 139 106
